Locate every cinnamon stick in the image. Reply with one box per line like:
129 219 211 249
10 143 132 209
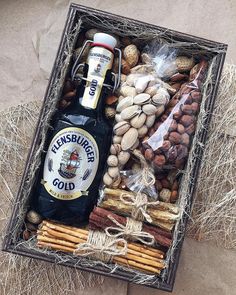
89 207 172 247
100 197 177 231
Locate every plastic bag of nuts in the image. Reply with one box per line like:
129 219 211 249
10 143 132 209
142 60 208 171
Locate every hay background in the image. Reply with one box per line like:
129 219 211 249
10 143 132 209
0 1 236 294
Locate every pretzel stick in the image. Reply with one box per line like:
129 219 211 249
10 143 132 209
37 221 166 272
37 240 161 274
38 229 164 263
114 256 161 274
42 221 164 258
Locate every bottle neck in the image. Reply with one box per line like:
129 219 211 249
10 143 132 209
75 44 114 119
76 85 107 119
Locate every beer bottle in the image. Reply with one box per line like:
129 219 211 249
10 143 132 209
35 33 120 225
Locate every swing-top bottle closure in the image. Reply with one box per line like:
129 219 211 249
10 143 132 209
72 33 122 109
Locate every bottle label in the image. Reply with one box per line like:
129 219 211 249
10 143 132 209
42 127 99 200
80 46 114 109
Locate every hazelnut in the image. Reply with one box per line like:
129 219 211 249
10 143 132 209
106 95 118 105
191 102 199 114
181 104 192 115
23 230 30 241
172 180 179 191
185 123 195 135
180 115 194 127
145 149 154 161
170 190 178 203
121 58 131 75
191 91 202 102
162 140 171 152
154 155 166 167
159 188 171 202
161 179 171 189
185 95 193 105
177 124 185 134
166 146 178 162
169 119 178 131
173 110 182 120
155 180 162 191
176 145 188 160
169 132 181 144
181 133 190 146
63 90 76 100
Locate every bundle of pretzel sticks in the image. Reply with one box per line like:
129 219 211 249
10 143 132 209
37 220 166 274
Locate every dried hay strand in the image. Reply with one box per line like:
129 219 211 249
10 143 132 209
0 101 104 295
187 63 236 249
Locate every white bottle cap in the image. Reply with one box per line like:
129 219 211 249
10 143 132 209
93 33 117 49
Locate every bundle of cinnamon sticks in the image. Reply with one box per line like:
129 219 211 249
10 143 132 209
89 207 172 248
37 220 166 274
100 188 179 231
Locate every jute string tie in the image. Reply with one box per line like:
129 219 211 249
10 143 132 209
75 230 127 262
120 192 159 223
105 215 155 246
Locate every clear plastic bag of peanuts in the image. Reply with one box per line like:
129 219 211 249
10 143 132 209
141 43 178 79
118 149 158 200
141 59 208 171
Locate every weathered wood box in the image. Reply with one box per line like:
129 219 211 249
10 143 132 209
2 3 227 292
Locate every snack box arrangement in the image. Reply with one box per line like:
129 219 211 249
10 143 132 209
2 3 227 292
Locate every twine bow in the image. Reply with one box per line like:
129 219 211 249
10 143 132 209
105 215 155 246
132 149 156 187
120 192 159 223
75 230 127 261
